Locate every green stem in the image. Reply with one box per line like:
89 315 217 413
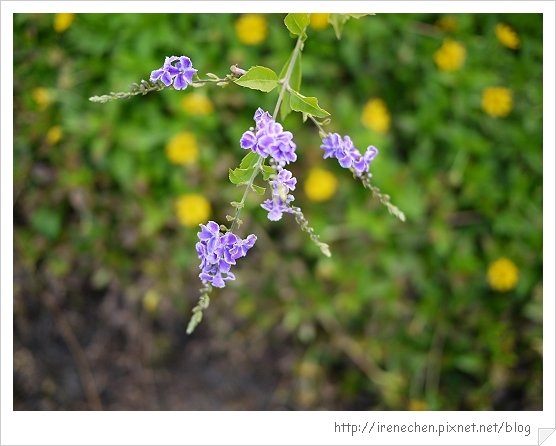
89 81 165 103
229 34 305 234
306 113 328 138
229 157 264 233
273 36 304 119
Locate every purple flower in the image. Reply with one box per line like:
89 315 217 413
173 56 197 90
261 195 295 221
254 108 273 128
230 234 257 259
196 221 256 288
150 56 197 90
320 133 379 177
272 168 296 192
261 167 297 221
240 108 297 165
150 56 180 87
198 220 221 254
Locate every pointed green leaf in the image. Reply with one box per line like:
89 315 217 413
346 13 374 19
289 90 330 118
328 13 372 39
239 151 260 169
234 66 279 92
284 13 310 37
229 167 253 185
261 164 275 181
251 184 266 195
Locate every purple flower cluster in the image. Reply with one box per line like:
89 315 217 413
240 108 297 165
261 168 297 221
196 221 257 288
150 56 197 90
321 133 378 177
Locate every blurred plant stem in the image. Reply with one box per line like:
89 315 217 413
425 321 446 405
42 291 103 410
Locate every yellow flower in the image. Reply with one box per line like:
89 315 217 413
361 98 391 134
175 193 211 227
436 16 457 33
408 400 428 411
54 13 75 33
487 257 519 292
165 132 199 165
143 289 161 314
46 126 63 145
495 23 520 50
433 39 466 72
310 13 330 30
32 87 51 110
181 93 214 116
481 87 513 118
304 168 338 202
235 14 268 45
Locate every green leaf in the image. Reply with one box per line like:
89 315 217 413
261 164 275 181
239 151 260 170
284 13 310 37
251 184 266 195
234 66 278 93
346 13 373 19
289 90 330 118
329 13 372 39
279 53 302 120
229 167 253 185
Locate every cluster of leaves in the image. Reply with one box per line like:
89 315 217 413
13 13 542 410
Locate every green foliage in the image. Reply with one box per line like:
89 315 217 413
284 13 310 38
329 13 374 39
229 152 261 185
234 66 279 92
289 89 330 118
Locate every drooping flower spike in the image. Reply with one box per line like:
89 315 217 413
261 167 297 221
321 133 378 177
196 221 256 288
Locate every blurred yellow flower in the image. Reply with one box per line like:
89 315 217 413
143 289 161 314
165 132 199 165
408 400 428 411
46 126 63 145
54 13 75 33
361 98 391 134
181 93 214 116
496 23 520 50
436 16 457 33
487 257 519 292
32 87 51 110
175 193 211 227
481 87 513 118
433 39 466 71
235 14 268 45
304 168 338 202
310 13 330 30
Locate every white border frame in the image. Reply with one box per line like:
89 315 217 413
2 2 554 445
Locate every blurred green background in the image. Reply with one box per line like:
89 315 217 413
13 13 542 410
